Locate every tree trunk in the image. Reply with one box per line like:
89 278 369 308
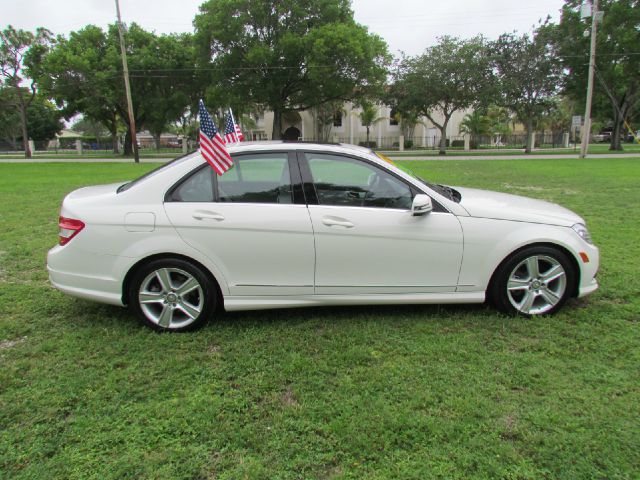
19 99 31 158
111 132 119 155
154 133 161 151
366 126 370 145
438 123 448 155
123 128 133 156
609 105 626 151
525 119 534 154
272 109 282 140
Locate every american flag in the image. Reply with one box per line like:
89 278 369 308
224 108 245 144
199 100 233 175
224 112 239 144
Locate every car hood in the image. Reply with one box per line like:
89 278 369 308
454 186 584 226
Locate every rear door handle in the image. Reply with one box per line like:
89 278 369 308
322 216 354 228
192 211 225 221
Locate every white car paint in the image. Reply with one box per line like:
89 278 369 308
47 142 599 316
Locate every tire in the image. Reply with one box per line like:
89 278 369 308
490 246 575 317
128 258 216 332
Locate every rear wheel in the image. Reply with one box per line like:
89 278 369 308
129 258 216 331
491 246 575 316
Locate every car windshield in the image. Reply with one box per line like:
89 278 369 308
117 152 197 193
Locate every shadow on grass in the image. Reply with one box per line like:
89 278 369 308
71 298 517 334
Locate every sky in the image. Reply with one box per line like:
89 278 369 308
1 0 566 56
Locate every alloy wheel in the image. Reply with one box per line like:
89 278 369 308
138 267 204 329
506 255 567 315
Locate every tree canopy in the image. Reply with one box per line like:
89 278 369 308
492 28 562 153
39 24 197 154
390 36 493 154
0 25 53 156
550 0 640 150
194 0 390 139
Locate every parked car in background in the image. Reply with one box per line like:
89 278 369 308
48 142 599 331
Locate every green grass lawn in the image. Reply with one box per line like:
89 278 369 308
1 159 639 479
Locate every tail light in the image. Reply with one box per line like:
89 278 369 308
58 216 85 246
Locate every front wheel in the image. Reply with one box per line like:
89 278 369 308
491 246 575 316
129 258 216 331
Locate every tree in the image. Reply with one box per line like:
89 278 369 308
550 0 640 150
38 25 122 153
25 95 63 141
140 33 197 151
194 0 390 139
390 36 493 154
459 110 491 148
311 101 343 142
492 28 562 153
39 25 196 155
0 87 63 148
0 86 21 148
0 25 53 157
357 100 383 146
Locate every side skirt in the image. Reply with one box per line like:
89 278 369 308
223 292 485 312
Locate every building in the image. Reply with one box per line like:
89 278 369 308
245 102 468 149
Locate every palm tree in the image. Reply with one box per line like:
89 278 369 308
358 101 383 147
459 111 491 148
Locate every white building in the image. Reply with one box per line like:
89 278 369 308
246 102 468 149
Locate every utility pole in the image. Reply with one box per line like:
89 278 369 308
115 0 139 163
580 0 600 159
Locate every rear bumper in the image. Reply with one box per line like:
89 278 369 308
48 265 125 306
47 244 127 307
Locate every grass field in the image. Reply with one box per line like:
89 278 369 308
0 158 638 479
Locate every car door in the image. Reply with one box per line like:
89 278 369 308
299 151 464 295
164 151 315 296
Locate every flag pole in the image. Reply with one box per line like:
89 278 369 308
229 108 239 143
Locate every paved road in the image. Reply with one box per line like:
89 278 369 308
0 153 638 163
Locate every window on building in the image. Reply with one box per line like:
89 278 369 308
333 111 343 127
389 108 399 126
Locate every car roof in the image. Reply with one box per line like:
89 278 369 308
226 141 374 156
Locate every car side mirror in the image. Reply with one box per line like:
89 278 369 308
412 194 433 216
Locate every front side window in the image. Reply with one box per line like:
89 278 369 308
304 153 412 209
217 153 292 204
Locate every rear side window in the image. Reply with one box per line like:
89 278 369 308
168 166 214 202
217 153 292 204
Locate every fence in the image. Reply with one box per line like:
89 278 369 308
315 132 573 151
0 138 192 155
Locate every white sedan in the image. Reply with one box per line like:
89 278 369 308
47 142 599 331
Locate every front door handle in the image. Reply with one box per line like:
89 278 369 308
192 211 225 221
322 216 354 228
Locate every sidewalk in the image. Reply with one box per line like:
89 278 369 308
386 153 640 161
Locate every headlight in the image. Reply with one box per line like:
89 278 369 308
572 223 593 244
